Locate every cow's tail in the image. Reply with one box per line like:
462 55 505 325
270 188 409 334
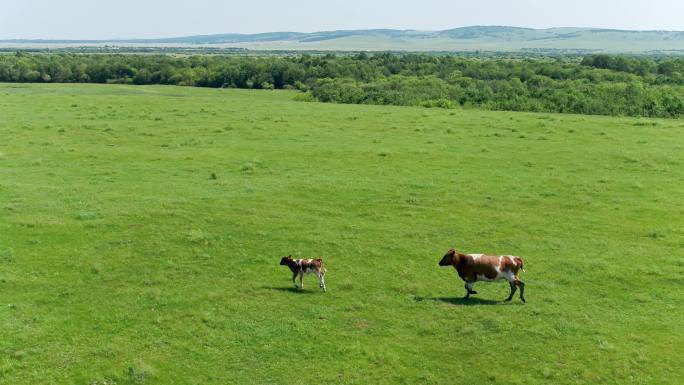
514 257 525 273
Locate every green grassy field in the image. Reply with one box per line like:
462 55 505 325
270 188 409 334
1 83 683 384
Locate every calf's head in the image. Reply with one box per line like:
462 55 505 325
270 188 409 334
439 249 457 266
279 255 293 265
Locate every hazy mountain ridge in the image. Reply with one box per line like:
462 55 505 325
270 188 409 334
3 26 684 52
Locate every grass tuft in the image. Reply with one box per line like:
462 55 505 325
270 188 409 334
76 211 101 220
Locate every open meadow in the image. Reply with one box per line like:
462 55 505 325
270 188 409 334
1 83 683 384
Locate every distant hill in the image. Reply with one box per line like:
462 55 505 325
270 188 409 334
3 26 684 53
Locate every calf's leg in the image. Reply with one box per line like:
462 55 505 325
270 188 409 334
299 273 304 289
292 273 298 289
318 271 326 291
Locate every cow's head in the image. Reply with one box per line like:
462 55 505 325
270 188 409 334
280 255 293 265
439 249 457 266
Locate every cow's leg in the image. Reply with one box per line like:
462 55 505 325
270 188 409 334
292 272 298 289
506 280 517 301
467 281 477 294
464 281 476 299
516 279 526 302
299 272 304 289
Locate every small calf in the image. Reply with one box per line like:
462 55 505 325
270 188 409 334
279 255 327 291
439 248 526 302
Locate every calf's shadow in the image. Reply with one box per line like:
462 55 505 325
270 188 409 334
263 286 318 294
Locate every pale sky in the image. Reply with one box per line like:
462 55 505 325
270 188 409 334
2 0 683 40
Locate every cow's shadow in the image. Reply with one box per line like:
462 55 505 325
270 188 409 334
263 286 319 294
414 296 504 306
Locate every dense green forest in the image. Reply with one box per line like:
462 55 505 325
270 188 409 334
1 52 684 118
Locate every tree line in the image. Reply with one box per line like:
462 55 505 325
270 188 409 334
1 52 683 118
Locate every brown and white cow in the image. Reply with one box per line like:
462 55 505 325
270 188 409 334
438 248 526 302
280 255 327 291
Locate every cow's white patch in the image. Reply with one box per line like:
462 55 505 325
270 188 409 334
501 270 516 282
475 269 516 282
469 254 484 260
495 256 503 273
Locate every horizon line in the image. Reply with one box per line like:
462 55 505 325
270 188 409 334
3 24 684 42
